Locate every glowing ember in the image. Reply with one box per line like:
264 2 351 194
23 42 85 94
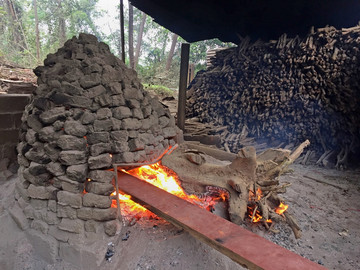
247 187 289 224
275 202 289 215
112 162 227 219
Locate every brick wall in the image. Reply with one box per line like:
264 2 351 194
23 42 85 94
0 94 30 162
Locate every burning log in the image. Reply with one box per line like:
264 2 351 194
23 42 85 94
162 141 306 238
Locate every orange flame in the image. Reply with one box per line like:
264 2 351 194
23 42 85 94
112 162 226 219
275 202 289 215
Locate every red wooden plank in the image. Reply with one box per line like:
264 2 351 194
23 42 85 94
117 171 326 270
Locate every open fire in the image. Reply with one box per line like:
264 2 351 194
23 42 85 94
247 187 289 225
111 162 289 227
111 162 228 220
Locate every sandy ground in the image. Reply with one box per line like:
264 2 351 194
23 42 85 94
0 163 359 270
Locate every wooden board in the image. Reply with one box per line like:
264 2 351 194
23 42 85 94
117 171 326 270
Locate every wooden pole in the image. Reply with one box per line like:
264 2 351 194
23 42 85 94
177 43 190 131
120 0 126 63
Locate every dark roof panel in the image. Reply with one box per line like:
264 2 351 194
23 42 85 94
130 0 360 43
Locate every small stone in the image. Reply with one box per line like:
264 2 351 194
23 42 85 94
81 111 96 124
59 151 87 165
27 114 43 132
121 118 141 130
53 120 64 131
104 220 121 236
84 220 102 233
39 126 57 142
90 143 112 156
64 120 87 137
123 87 141 99
85 181 114 195
113 152 135 163
86 84 106 98
159 116 170 128
66 164 88 182
25 145 51 164
93 119 113 132
110 130 128 142
162 127 177 138
48 200 57 212
88 170 114 183
61 81 83 95
112 106 132 120
86 132 110 144
80 73 101 89
132 108 144 119
88 153 112 169
28 162 47 175
111 94 126 106
39 107 66 124
96 108 112 119
44 143 61 162
26 129 37 145
108 82 123 95
27 184 56 200
111 118 122 130
57 205 77 219
77 207 118 221
126 99 140 109
31 220 49 234
94 94 112 107
128 138 145 151
57 135 87 150
112 141 129 153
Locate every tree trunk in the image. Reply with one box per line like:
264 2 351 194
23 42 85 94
4 0 24 51
128 4 135 69
166 34 178 70
134 12 146 68
57 0 66 46
33 0 40 63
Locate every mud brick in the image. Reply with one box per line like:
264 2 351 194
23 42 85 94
88 153 112 169
58 218 84 234
57 204 77 219
57 191 82 208
59 150 87 165
64 120 87 137
86 132 109 144
83 193 112 208
104 219 121 236
31 220 49 234
57 135 87 150
39 106 66 124
27 184 56 200
66 164 88 182
88 170 114 183
113 106 132 119
90 143 112 156
85 181 114 196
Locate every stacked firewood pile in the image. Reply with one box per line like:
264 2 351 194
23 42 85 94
187 25 360 168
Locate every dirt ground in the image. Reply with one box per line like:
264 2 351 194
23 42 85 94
0 163 359 270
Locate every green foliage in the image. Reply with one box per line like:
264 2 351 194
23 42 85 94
143 83 174 96
0 0 233 88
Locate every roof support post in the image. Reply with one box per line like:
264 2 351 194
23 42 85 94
177 43 190 131
120 0 126 63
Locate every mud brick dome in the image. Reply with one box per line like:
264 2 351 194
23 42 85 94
16 33 177 244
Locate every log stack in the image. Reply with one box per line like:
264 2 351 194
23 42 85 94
187 26 360 168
